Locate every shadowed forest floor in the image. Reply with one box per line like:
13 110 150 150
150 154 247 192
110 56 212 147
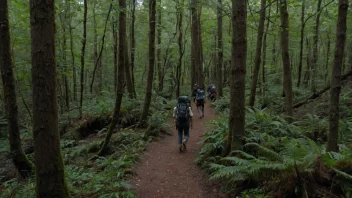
130 102 225 198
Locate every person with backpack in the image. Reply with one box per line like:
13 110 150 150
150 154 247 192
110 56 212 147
192 84 199 103
196 87 205 118
173 96 193 152
210 85 217 101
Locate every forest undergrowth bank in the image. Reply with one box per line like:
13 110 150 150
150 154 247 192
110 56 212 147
0 93 175 197
197 84 352 197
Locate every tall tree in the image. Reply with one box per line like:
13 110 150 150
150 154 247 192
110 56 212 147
157 0 163 92
327 0 348 152
249 0 266 107
130 0 136 90
68 1 77 101
140 0 156 122
227 0 247 153
279 0 293 117
311 0 323 93
98 0 126 155
262 4 271 94
176 0 185 98
113 17 118 92
191 0 204 88
0 0 33 178
297 0 305 87
92 2 103 95
217 0 223 97
29 0 70 196
79 0 87 118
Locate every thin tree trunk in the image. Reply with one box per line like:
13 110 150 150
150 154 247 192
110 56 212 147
90 1 113 96
98 0 126 155
303 37 311 86
140 0 156 122
279 0 293 118
262 4 271 96
228 0 247 153
297 0 305 87
217 0 223 97
29 0 70 196
325 33 331 84
249 0 266 107
113 18 118 93
131 0 136 91
310 0 323 93
327 0 348 152
157 0 163 92
176 0 184 98
69 4 76 101
79 0 87 118
0 0 33 178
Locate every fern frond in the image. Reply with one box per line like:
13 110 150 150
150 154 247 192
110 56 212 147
244 143 282 162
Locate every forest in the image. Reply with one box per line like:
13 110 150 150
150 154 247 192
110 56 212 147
0 0 351 197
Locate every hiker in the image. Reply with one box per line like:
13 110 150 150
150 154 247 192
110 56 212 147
210 85 217 101
173 96 193 152
207 84 214 100
196 87 205 118
192 84 199 103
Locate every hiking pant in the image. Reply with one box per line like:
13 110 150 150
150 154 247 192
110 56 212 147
177 123 190 144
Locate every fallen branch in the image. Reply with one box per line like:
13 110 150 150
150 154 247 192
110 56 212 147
293 69 352 109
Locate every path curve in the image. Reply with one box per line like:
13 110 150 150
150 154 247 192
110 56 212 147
130 102 223 198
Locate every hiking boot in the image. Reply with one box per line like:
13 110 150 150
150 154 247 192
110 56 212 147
182 139 187 150
179 145 183 152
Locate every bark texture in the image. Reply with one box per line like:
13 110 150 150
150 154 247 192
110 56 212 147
217 0 223 97
29 0 70 196
140 0 156 122
228 0 247 153
279 0 293 117
327 0 348 152
0 0 33 178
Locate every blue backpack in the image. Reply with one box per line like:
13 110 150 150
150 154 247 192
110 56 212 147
197 89 205 100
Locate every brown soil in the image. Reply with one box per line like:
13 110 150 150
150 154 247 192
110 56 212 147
130 102 225 198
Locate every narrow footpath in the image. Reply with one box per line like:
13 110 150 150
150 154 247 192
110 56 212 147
130 102 224 198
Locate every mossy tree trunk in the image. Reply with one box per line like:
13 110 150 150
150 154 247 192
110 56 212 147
327 0 348 152
0 0 33 178
249 0 266 107
98 0 126 155
29 0 70 196
279 0 293 118
140 0 156 123
217 0 223 97
79 0 87 118
227 0 247 153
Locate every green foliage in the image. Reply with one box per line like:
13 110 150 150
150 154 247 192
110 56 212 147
198 107 352 197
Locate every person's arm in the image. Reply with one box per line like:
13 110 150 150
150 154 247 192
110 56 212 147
189 107 193 128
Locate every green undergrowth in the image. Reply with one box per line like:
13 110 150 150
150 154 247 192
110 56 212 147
1 130 150 198
200 95 352 197
0 93 173 197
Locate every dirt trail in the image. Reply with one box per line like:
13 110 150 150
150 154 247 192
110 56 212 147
130 102 223 198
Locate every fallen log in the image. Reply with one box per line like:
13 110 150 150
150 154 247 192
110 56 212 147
294 69 352 109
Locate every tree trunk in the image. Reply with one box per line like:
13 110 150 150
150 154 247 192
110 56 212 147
0 0 33 178
157 0 163 92
69 4 76 101
279 0 293 118
98 0 126 155
191 0 204 88
79 0 87 118
311 0 322 93
228 0 247 153
29 0 70 196
303 37 311 86
124 37 135 98
249 0 266 107
92 4 103 96
176 0 184 98
261 4 271 96
327 0 348 152
297 0 305 88
325 33 331 84
131 0 136 91
217 0 223 97
140 0 156 122
113 18 118 93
